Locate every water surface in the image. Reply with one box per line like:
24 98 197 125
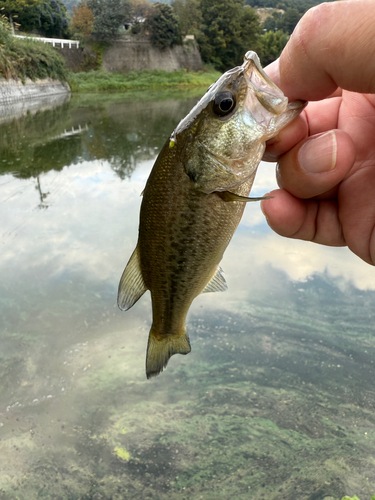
0 91 374 500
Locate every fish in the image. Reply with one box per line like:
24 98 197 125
118 51 306 379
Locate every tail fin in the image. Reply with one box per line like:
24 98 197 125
146 327 191 379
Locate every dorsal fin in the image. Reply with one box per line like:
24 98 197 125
201 266 228 293
117 245 147 311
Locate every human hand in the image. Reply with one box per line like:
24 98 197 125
261 0 375 265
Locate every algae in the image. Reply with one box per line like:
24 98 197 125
342 496 375 500
113 446 130 461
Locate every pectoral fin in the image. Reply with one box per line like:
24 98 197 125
117 245 147 311
201 266 228 293
217 191 273 203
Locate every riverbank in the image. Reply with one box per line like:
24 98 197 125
0 29 67 82
0 68 220 105
0 26 219 96
67 68 221 93
0 77 70 104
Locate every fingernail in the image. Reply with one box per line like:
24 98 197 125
298 131 337 173
265 59 280 86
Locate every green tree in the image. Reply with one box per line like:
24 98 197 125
238 5 262 55
262 15 275 32
198 0 261 71
258 29 288 66
171 0 202 37
17 0 70 37
272 10 284 29
282 6 301 34
0 0 42 33
126 0 151 32
145 3 179 49
124 0 152 34
87 0 126 39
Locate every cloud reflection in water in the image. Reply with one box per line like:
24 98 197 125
0 92 375 500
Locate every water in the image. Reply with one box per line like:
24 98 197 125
0 91 374 500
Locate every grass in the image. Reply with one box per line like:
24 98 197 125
0 32 217 92
0 18 218 91
67 67 221 93
0 31 67 82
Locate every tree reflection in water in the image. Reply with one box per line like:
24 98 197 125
0 90 374 500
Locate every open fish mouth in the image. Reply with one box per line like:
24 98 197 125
242 51 289 116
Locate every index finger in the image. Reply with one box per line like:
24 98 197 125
266 0 375 102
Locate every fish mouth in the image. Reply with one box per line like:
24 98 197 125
242 51 289 116
242 51 283 95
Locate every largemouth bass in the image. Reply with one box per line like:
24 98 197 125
118 51 305 379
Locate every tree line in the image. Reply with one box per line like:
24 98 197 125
0 0 336 70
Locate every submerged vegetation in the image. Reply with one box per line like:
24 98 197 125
342 496 375 500
67 67 221 92
1 91 375 498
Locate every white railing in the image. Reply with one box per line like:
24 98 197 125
53 124 89 139
14 35 80 49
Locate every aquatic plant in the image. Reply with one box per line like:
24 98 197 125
342 493 375 499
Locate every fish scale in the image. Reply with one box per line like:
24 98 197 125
118 51 306 378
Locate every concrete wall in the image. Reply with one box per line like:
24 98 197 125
0 77 70 104
0 93 70 126
59 37 203 73
101 37 203 73
58 45 97 72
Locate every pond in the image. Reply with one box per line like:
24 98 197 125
0 90 374 500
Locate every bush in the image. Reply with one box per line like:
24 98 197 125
0 32 67 81
0 16 12 46
258 30 289 66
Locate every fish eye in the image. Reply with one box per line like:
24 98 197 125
212 91 236 117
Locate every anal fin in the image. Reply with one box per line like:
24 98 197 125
201 266 228 293
117 245 147 311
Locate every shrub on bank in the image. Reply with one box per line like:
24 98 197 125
67 68 221 92
0 18 67 82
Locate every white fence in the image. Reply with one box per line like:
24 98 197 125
14 35 80 49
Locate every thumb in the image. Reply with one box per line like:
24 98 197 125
275 130 355 200
261 129 355 245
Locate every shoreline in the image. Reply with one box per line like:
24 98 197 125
0 69 220 101
0 77 70 104
66 68 221 93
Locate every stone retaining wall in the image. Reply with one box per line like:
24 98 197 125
0 78 70 104
102 37 203 73
0 93 70 125
58 37 203 73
